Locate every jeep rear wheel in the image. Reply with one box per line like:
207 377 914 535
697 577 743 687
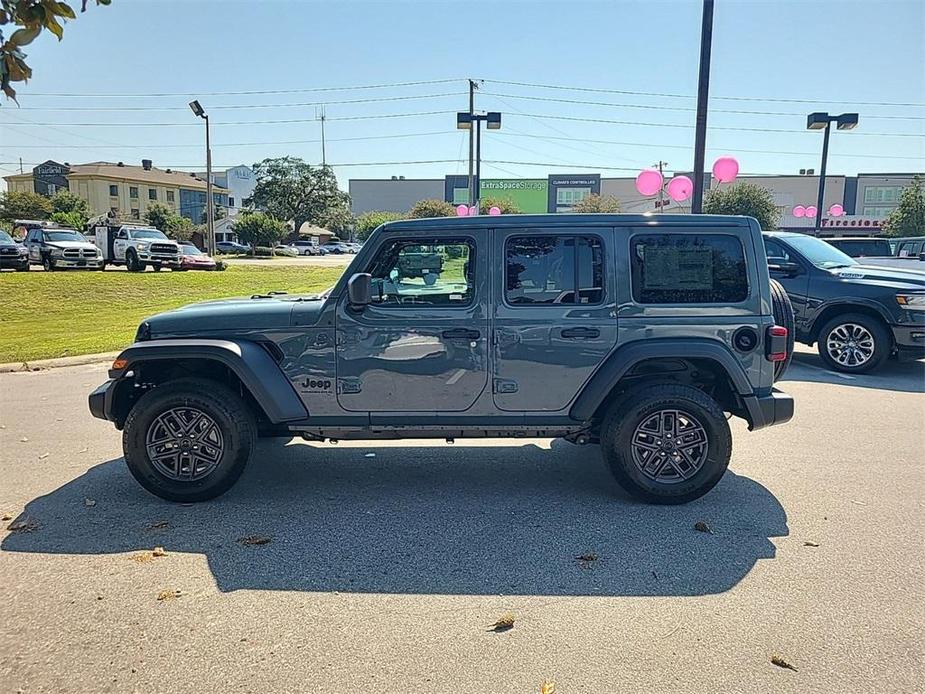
817 313 890 374
122 378 256 502
600 384 732 504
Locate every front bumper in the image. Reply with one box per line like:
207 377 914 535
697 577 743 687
138 253 181 266
89 379 116 422
742 389 794 431
54 257 103 269
0 255 28 268
890 325 925 356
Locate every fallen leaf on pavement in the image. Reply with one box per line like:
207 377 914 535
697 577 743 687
803 541 819 547
576 552 599 568
84 498 96 507
694 521 713 534
6 518 38 533
152 546 167 557
237 534 272 546
157 589 182 601
771 654 797 672
488 612 516 632
1 513 12 521
540 680 556 694
145 520 169 531
20 437 28 442
38 453 48 460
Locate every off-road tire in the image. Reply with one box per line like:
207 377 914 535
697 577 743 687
42 255 56 272
122 378 256 502
769 278 795 382
817 312 891 374
126 249 143 272
600 384 732 504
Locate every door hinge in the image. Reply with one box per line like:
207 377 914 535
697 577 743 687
493 378 518 394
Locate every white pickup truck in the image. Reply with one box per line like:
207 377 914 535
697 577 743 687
94 224 181 272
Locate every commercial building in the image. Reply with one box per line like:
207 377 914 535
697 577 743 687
196 165 256 217
3 160 229 223
349 171 922 235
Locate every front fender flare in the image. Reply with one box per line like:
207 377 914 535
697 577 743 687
570 338 753 421
112 338 306 423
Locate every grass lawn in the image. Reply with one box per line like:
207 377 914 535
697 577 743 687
0 266 345 363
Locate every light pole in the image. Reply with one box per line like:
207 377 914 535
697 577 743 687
690 0 714 214
807 112 858 233
456 111 501 213
189 99 215 255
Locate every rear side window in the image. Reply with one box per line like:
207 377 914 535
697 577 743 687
631 233 747 304
505 235 603 305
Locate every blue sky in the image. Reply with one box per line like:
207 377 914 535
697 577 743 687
1 0 923 190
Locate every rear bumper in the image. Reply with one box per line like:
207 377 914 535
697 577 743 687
742 389 794 431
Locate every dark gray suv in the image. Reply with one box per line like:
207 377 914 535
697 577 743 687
90 214 793 505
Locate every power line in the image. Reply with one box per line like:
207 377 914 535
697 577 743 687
19 78 464 98
0 110 457 127
483 79 925 108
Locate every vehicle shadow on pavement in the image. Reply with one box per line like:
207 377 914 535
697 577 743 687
785 352 925 393
2 440 787 597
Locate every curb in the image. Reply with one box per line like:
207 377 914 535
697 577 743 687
0 351 119 374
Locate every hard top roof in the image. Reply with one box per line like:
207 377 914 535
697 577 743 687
380 213 754 231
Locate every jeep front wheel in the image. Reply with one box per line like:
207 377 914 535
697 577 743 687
122 378 256 502
817 313 890 374
600 384 732 504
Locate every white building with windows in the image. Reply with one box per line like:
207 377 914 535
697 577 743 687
198 165 256 217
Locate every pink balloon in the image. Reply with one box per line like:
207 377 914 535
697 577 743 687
805 206 818 218
489 206 501 216
712 156 739 183
456 204 469 217
828 204 844 217
635 169 664 197
793 206 806 218
666 175 693 202
469 206 477 216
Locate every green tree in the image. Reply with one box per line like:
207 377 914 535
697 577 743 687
883 176 925 238
1 0 111 100
409 199 456 218
0 189 51 221
48 190 89 229
355 210 403 241
703 182 779 230
570 194 621 213
479 196 521 215
145 202 195 241
232 211 287 251
246 157 351 233
318 202 355 238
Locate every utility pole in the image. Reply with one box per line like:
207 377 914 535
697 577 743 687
205 114 215 256
655 161 667 211
468 79 477 208
690 0 714 214
319 105 327 166
19 157 23 174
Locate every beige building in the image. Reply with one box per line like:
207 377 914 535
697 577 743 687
3 159 229 223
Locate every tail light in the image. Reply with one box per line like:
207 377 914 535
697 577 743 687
766 325 788 362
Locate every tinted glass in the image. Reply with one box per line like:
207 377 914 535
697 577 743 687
132 229 168 239
367 238 473 307
764 239 792 261
632 234 747 304
785 235 856 269
0 231 13 243
506 235 603 305
830 240 891 257
44 231 87 242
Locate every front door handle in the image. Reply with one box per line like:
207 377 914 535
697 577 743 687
561 327 600 339
442 328 481 340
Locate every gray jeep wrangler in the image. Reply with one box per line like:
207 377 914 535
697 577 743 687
89 214 794 505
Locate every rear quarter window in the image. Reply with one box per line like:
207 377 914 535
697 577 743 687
631 233 748 304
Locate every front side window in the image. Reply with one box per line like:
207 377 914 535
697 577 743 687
764 239 792 261
506 235 603 305
632 233 747 304
367 238 474 307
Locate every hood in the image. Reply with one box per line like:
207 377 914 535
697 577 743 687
827 265 925 291
0 242 25 250
46 240 97 250
145 294 326 335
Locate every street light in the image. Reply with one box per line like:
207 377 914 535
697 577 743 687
455 111 501 212
807 111 858 233
189 99 215 255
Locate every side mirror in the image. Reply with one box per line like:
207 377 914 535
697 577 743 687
347 272 372 307
768 260 801 277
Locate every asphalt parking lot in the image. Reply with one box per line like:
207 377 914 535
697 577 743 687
0 346 922 693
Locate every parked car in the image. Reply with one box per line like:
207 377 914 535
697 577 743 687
90 213 793 505
890 237 925 260
274 245 299 257
289 240 326 256
215 241 250 254
0 230 30 271
322 241 355 254
824 236 923 271
178 244 217 271
24 227 103 271
765 231 925 373
93 224 181 272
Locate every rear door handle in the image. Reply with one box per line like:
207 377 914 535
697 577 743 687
561 327 600 339
442 328 481 340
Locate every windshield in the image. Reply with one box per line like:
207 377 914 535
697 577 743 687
785 235 857 269
180 245 202 255
45 230 88 243
0 231 13 244
132 229 168 240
